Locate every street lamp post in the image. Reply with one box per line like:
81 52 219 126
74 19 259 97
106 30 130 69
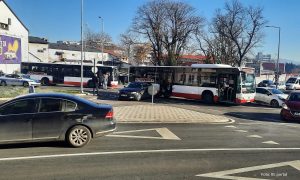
80 0 84 93
266 25 281 89
99 16 104 65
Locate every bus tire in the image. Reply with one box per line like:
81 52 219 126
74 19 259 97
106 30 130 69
202 91 214 104
41 78 50 86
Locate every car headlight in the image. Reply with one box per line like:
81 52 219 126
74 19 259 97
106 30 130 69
282 103 290 110
278 97 286 101
130 92 137 94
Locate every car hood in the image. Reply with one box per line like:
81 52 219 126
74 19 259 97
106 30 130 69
286 101 300 111
119 88 142 93
277 94 288 100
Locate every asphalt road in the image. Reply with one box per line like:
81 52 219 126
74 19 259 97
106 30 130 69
0 86 300 179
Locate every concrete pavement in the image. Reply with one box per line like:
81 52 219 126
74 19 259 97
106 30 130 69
114 105 232 123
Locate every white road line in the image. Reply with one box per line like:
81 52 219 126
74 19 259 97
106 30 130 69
225 125 237 128
196 160 300 179
2 148 300 162
107 127 181 140
247 135 263 138
234 130 248 133
238 123 263 125
262 141 280 145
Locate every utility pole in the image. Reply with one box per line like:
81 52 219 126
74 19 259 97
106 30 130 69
266 25 281 89
80 0 84 93
99 16 104 65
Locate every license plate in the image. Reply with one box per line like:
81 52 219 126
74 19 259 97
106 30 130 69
294 112 300 116
121 94 127 97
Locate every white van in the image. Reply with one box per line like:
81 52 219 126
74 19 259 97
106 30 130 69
286 77 300 90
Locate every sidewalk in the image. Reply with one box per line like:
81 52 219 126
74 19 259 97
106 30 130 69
114 105 232 123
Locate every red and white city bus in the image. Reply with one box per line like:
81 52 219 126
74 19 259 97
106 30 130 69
129 64 255 104
21 62 119 87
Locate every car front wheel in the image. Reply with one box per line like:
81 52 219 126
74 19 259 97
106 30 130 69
270 100 279 108
135 93 142 101
66 125 92 148
0 81 6 86
23 82 29 87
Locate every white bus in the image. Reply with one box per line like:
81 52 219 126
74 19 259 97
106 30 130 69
21 62 119 88
129 64 255 104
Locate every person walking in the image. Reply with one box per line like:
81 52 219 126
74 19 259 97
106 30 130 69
103 73 108 90
92 73 99 95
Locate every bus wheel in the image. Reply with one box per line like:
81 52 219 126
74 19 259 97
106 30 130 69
41 78 49 86
202 91 214 104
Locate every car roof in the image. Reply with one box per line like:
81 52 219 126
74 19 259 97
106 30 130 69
13 93 81 101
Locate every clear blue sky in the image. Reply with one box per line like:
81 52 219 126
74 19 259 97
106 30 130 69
5 0 300 63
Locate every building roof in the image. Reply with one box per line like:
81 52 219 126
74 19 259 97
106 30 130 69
29 36 48 44
49 43 102 53
0 0 28 31
180 55 207 60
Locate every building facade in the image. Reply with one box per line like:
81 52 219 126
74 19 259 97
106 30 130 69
0 0 28 74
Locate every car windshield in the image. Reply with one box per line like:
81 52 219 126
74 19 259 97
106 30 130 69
289 93 300 101
127 83 142 89
287 78 297 83
270 88 283 94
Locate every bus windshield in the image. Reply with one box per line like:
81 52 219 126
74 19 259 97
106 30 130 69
241 72 255 93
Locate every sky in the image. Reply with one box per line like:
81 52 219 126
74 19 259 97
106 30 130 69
5 0 300 63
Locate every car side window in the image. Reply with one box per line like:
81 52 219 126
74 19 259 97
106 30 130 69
256 88 262 94
0 99 35 115
261 89 269 95
39 98 63 112
64 100 77 112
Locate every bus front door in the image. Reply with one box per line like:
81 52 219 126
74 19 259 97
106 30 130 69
218 74 236 103
52 67 64 84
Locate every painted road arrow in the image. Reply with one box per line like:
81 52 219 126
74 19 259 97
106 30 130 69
106 127 181 140
196 160 300 179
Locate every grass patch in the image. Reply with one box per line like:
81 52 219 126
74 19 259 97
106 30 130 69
0 86 81 98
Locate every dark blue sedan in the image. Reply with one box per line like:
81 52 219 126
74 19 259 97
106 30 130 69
0 93 116 147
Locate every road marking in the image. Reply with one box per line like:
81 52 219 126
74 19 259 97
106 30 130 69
106 127 181 140
2 148 300 162
247 135 263 138
238 123 263 125
262 141 279 145
225 125 237 128
234 130 248 133
196 160 300 179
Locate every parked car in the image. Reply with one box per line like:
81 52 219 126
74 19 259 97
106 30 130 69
118 82 152 101
280 91 300 121
0 74 40 87
0 93 116 147
285 77 300 90
257 80 275 88
255 87 288 107
274 81 286 90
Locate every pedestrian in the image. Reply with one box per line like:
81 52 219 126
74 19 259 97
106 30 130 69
92 73 99 95
103 73 108 90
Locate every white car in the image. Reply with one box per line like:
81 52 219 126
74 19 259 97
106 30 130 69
0 74 41 87
255 87 288 108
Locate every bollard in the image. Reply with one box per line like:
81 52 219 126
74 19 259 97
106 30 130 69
29 85 35 93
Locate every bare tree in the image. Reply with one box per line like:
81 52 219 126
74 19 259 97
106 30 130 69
84 26 112 48
119 30 139 64
211 0 267 66
132 0 204 66
133 44 152 65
